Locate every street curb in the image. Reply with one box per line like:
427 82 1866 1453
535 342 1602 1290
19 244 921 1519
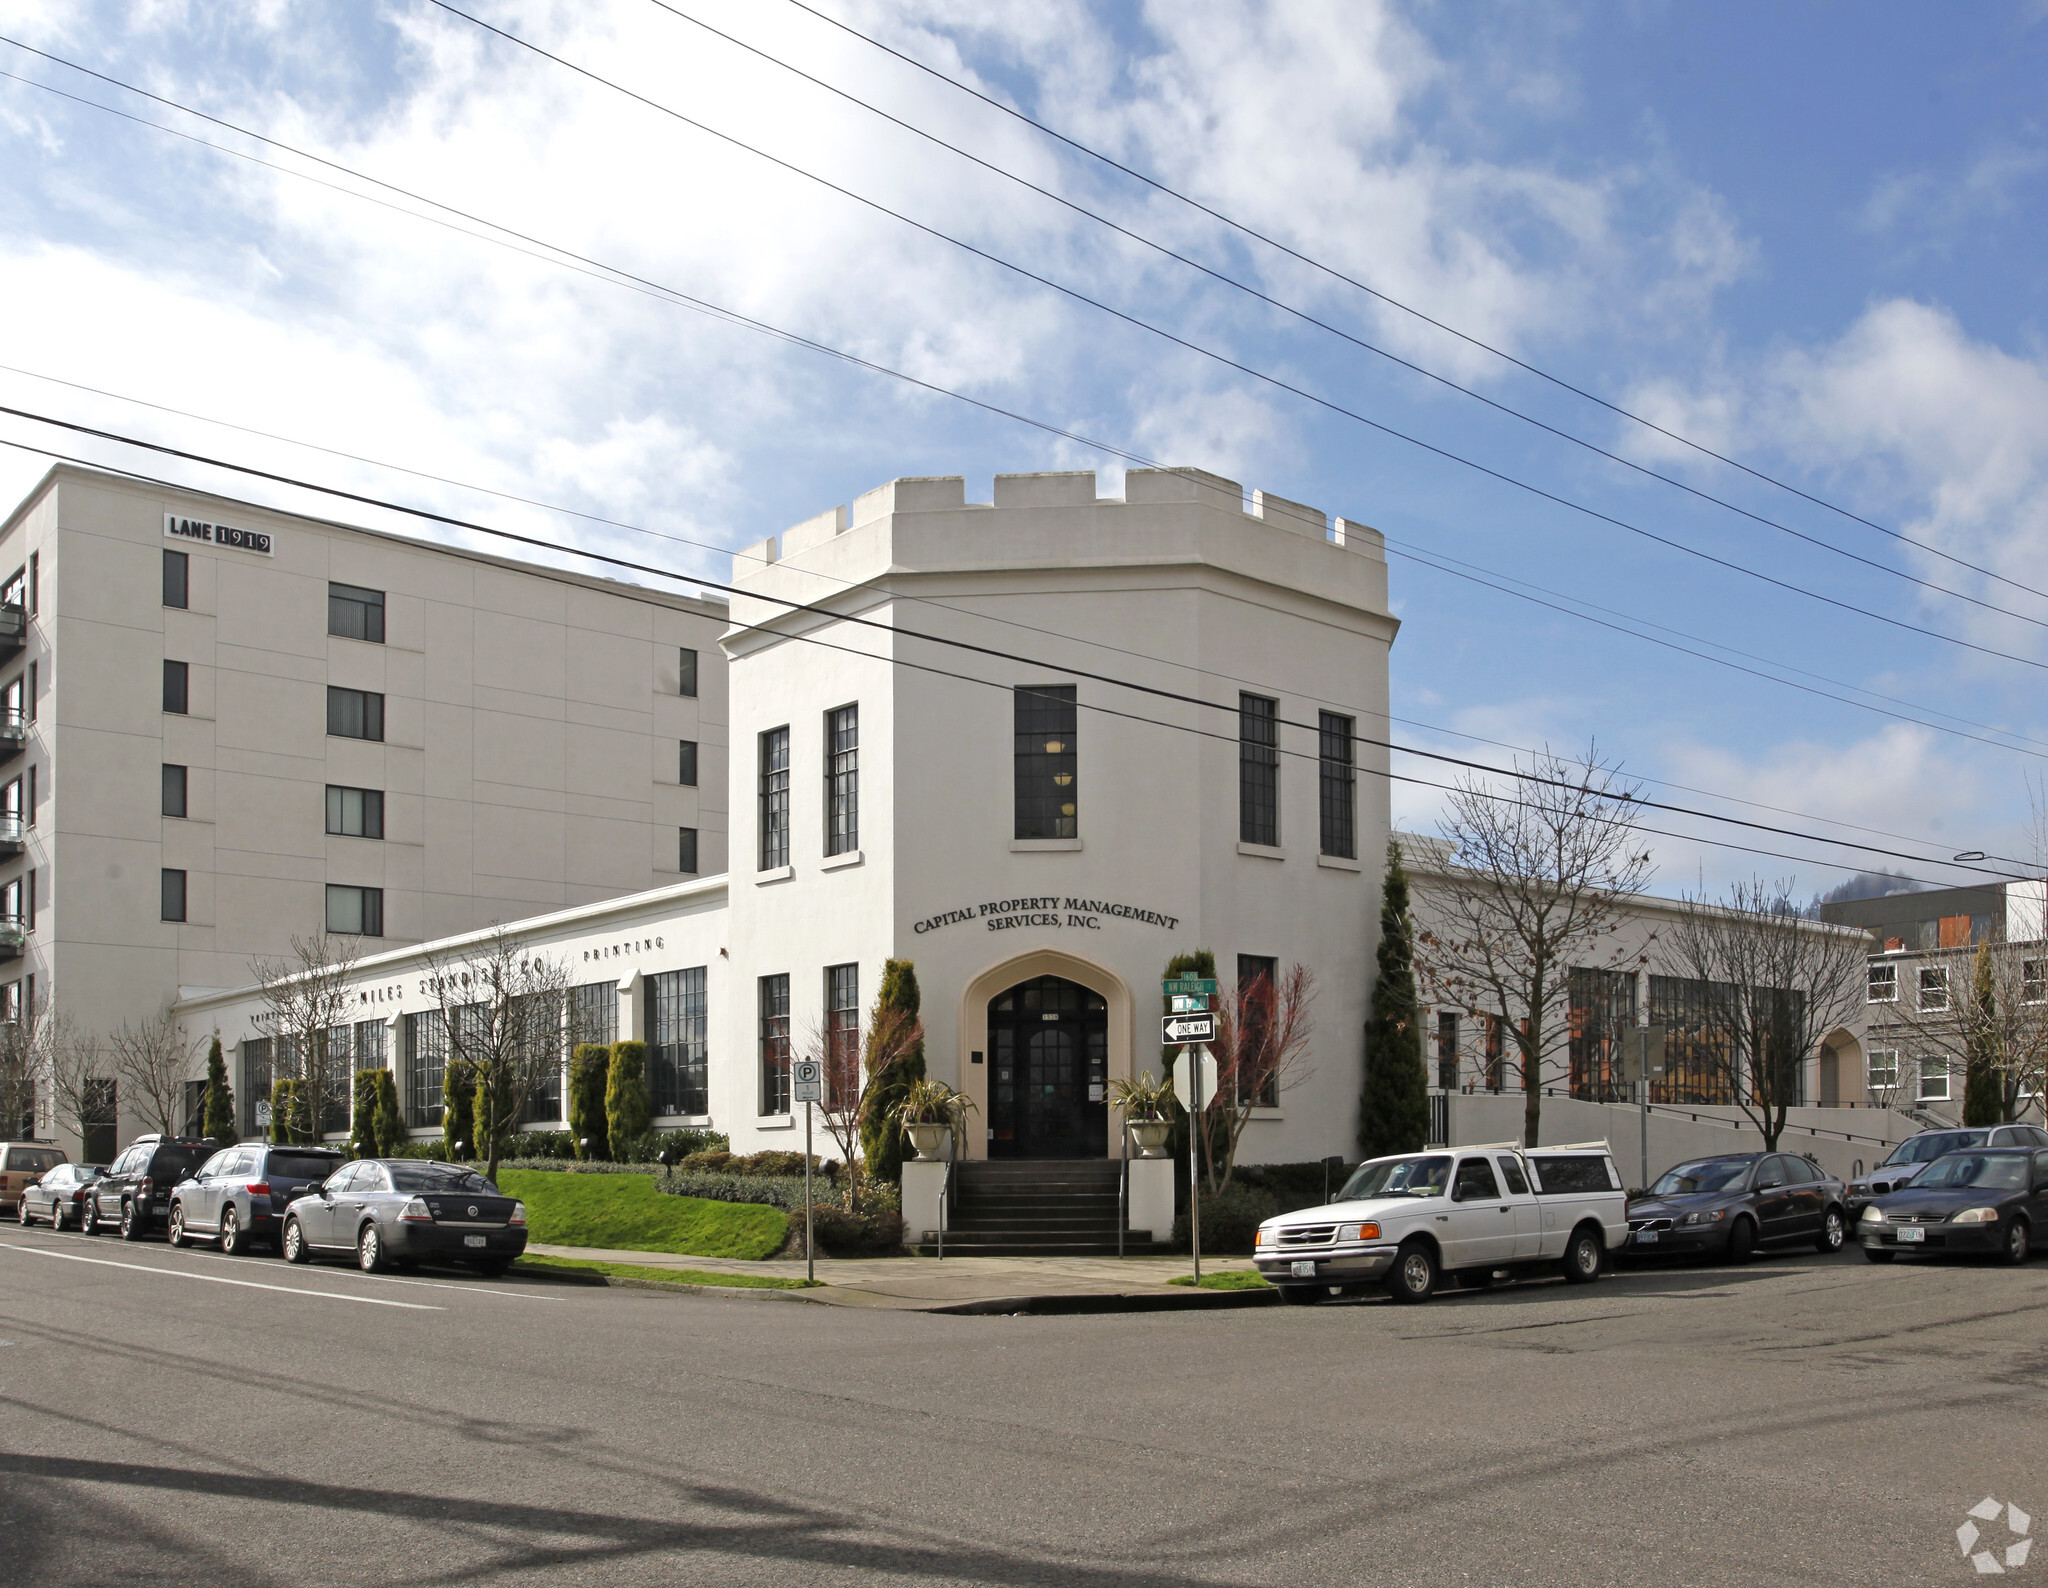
510 1265 830 1303
927 1288 1279 1316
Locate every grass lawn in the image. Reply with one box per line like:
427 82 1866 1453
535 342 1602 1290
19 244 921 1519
1167 1269 1273 1290
497 1170 786 1261
514 1253 817 1290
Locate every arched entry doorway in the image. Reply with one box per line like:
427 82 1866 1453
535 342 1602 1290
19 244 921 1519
988 975 1109 1159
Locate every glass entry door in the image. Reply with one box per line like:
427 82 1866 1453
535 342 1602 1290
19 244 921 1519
988 975 1109 1159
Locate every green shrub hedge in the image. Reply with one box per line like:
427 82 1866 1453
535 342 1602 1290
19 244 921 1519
1170 1185 1277 1255
793 1205 906 1257
675 1149 836 1179
1234 1161 1354 1214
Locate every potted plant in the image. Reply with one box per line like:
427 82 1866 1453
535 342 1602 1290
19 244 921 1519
1107 1072 1174 1158
894 1078 975 1160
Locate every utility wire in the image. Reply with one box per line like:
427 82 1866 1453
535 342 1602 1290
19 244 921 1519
636 0 2048 627
419 3 2048 675
0 406 2026 887
779 0 2043 607
10 352 2027 874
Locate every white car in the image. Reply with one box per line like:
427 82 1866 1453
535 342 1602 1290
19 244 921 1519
1252 1142 1631 1304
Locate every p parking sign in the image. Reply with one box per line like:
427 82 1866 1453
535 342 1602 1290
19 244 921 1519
792 1060 823 1103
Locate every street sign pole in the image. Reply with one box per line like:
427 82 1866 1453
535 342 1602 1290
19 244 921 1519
791 1058 824 1284
1185 1043 1202 1283
804 1099 815 1286
1639 1029 1649 1195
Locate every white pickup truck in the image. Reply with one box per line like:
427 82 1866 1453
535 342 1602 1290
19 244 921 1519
1251 1142 1631 1304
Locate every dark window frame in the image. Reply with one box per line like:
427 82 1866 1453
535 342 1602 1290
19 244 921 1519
758 973 791 1116
678 647 698 698
325 883 384 937
326 686 385 742
327 583 386 644
324 785 385 840
161 868 187 923
758 726 790 870
647 967 709 1117
163 549 189 610
163 660 189 715
1013 684 1078 840
1318 710 1356 859
677 826 699 874
1239 694 1279 846
162 763 188 819
678 739 698 787
826 704 858 856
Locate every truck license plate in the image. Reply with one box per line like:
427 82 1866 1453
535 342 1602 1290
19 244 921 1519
1635 1231 1659 1244
1290 1260 1317 1278
1896 1226 1924 1243
464 1235 487 1248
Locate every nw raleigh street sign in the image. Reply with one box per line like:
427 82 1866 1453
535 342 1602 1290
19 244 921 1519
1162 976 1218 997
1162 1013 1217 1044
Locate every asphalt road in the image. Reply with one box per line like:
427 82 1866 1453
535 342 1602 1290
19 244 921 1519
2 1223 2044 1588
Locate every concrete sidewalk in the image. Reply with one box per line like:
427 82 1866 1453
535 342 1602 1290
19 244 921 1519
524 1242 1268 1311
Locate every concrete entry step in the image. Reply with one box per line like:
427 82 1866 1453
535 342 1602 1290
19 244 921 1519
940 1158 1151 1255
909 1239 1173 1258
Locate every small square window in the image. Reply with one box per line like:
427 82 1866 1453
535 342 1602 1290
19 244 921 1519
161 868 187 923
162 764 188 819
678 647 698 698
325 884 383 937
678 826 698 874
1866 1049 1899 1091
327 687 384 741
678 739 698 787
325 786 384 839
163 660 189 715
328 583 386 644
163 550 189 609
1918 1058 1950 1102
1918 966 1949 1011
1867 962 1897 1003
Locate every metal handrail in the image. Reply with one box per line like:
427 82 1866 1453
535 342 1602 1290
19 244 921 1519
0 814 21 843
1117 1118 1130 1259
936 1157 950 1260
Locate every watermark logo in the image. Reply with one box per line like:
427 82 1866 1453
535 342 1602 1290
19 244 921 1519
1959 1497 2032 1575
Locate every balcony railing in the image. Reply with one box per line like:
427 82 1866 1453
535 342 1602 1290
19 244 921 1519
0 916 25 960
0 708 23 765
0 814 21 857
0 603 22 662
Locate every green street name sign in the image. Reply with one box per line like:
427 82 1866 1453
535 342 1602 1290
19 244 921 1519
1162 976 1218 995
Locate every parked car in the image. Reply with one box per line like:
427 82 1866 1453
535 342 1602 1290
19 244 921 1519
1251 1142 1629 1304
279 1159 529 1275
167 1143 345 1255
1845 1126 2048 1227
0 1142 67 1214
1859 1147 2048 1266
14 1161 101 1227
1625 1152 1848 1261
82 1136 219 1240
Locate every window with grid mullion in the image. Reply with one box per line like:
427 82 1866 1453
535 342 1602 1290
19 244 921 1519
824 962 859 1105
1239 694 1279 846
1013 684 1078 839
1318 711 1355 858
647 968 708 1116
759 973 791 1115
826 705 858 855
759 727 790 869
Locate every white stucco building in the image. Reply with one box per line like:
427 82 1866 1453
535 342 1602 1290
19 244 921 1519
167 466 1399 1170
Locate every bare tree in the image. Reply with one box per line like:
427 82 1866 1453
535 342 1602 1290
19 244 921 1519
43 1010 111 1152
1660 878 1868 1149
1414 747 1653 1147
107 1008 195 1138
0 997 48 1139
804 998 923 1212
252 935 363 1144
1880 935 2048 1125
422 930 571 1183
1197 964 1317 1191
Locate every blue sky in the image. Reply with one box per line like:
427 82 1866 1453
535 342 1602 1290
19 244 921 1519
2 1 2046 899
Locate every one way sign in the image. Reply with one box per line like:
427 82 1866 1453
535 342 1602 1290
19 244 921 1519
1162 1013 1217 1044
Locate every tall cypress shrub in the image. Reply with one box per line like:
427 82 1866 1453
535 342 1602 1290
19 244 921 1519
569 1043 611 1160
270 1078 310 1145
859 959 926 1185
349 1070 381 1158
373 1069 405 1157
441 1056 476 1160
200 1035 237 1145
1359 838 1430 1158
1964 938 2004 1126
606 1040 652 1152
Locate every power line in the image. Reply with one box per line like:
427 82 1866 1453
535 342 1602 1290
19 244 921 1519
11 352 2026 876
0 409 2026 888
778 0 2045 609
633 0 2048 630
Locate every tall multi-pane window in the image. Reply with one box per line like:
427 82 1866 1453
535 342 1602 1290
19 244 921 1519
240 1039 272 1138
758 973 791 1115
1239 694 1279 845
1435 1011 1460 1090
826 705 858 855
678 647 699 697
405 1011 447 1127
1235 954 1280 1106
327 687 384 741
163 549 189 609
569 981 618 1053
759 727 790 869
648 967 708 1116
353 1019 386 1072
1318 711 1355 858
161 869 187 923
678 740 698 787
325 785 384 838
162 764 188 819
824 962 859 1102
513 996 562 1125
328 583 386 643
1014 684 1078 839
677 826 699 875
163 660 189 715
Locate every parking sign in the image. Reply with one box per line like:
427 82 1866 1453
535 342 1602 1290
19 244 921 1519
792 1059 823 1103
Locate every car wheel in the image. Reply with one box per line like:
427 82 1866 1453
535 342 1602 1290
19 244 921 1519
1386 1241 1438 1304
119 1200 145 1242
1863 1247 1896 1264
1560 1227 1604 1285
282 1217 311 1264
1816 1207 1847 1254
219 1205 244 1256
53 1198 71 1231
472 1258 511 1279
15 1195 31 1226
1723 1217 1757 1264
2000 1218 2030 1267
357 1222 389 1274
167 1205 188 1248
80 1197 99 1236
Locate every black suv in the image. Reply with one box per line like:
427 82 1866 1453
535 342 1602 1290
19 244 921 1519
83 1136 220 1240
168 1143 345 1254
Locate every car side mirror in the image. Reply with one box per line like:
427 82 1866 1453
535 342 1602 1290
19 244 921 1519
1451 1184 1470 1203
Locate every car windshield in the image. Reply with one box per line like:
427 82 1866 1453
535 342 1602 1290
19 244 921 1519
1651 1160 1752 1195
9 1148 63 1173
152 1147 207 1179
388 1163 498 1194
1911 1153 2028 1190
1337 1156 1452 1200
1886 1131 1986 1167
268 1153 342 1181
